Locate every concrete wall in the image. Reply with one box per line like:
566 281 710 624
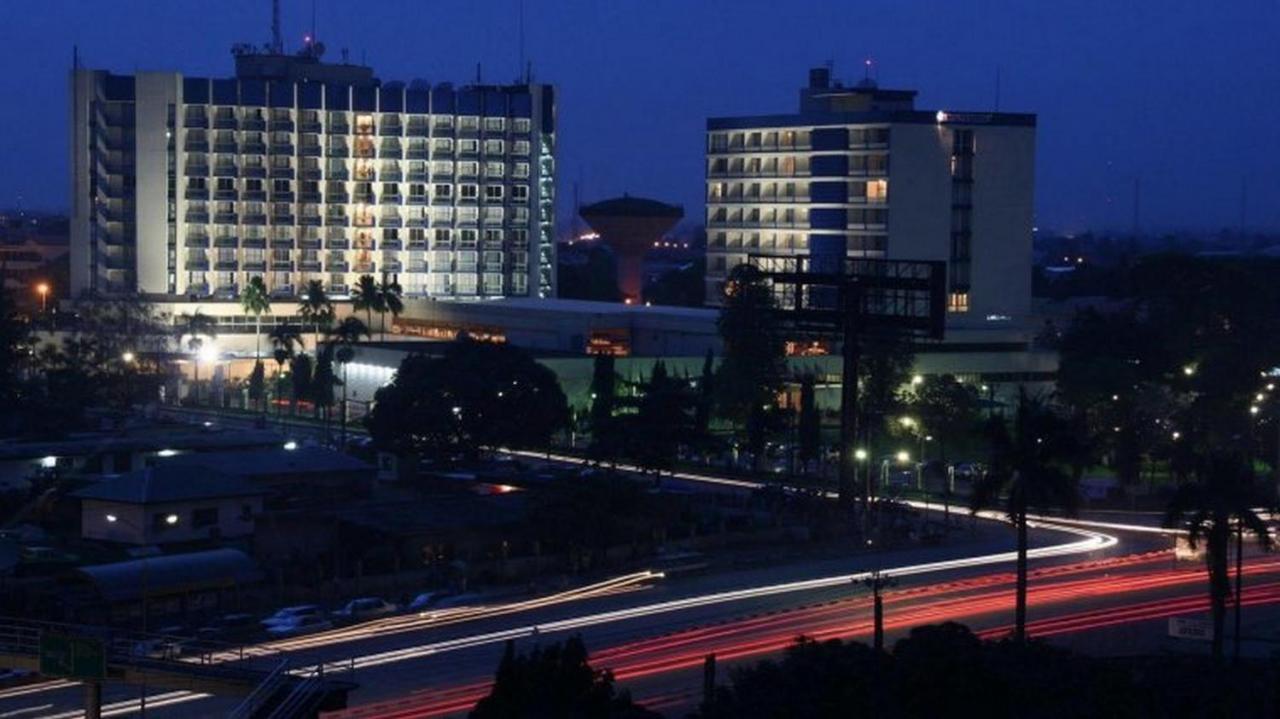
135 73 179 294
81 496 262 545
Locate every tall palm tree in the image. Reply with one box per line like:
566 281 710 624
328 316 370 445
174 310 217 406
269 323 302 420
377 274 404 341
1163 451 1274 662
971 390 1078 643
351 274 382 330
297 279 334 351
240 276 272 360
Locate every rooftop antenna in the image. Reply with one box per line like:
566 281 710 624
864 57 872 82
271 0 283 53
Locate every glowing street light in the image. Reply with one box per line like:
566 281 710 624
35 282 49 313
197 343 219 365
911 374 924 387
899 416 917 429
896 450 911 464
854 448 868 462
121 351 136 364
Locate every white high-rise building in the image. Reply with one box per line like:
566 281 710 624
705 67 1036 326
70 48 556 304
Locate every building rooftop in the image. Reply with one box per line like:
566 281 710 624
164 446 374 479
72 465 264 504
580 196 684 219
0 429 282 461
75 548 262 602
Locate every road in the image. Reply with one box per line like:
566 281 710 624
2 407 1271 717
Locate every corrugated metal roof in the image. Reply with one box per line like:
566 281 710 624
74 548 262 602
72 465 264 504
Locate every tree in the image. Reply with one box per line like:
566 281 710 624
239 275 271 361
797 374 820 474
312 345 337 427
588 354 621 460
248 359 265 412
328 316 370 445
716 265 787 469
470 637 659 719
628 361 695 475
694 349 715 443
377 274 404 341
1163 451 1274 662
351 274 382 330
970 391 1078 643
270 324 302 419
174 310 217 406
366 339 570 458
288 353 313 417
297 279 334 350
907 374 981 465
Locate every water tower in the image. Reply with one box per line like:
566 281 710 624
579 195 683 303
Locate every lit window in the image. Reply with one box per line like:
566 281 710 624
948 292 970 313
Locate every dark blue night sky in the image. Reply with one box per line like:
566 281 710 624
1 0 1278 232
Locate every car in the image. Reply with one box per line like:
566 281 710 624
331 597 398 623
264 614 333 638
260 605 324 628
406 591 445 612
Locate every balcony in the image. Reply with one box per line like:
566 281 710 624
269 166 295 179
353 192 376 205
407 239 428 250
244 260 267 272
325 192 350 204
214 141 239 154
243 142 267 155
213 283 238 298
328 169 350 181
325 238 350 250
270 284 295 297
214 189 238 201
408 262 428 273
380 215 403 229
185 188 209 201
382 260 403 273
272 191 295 203
242 166 267 179
215 259 239 271
405 215 428 228
185 235 210 248
300 191 322 204
214 212 239 224
380 239 403 251
406 123 429 137
269 237 295 250
299 260 323 272
243 190 267 202
300 121 323 134
299 237 322 249
185 282 210 296
379 146 404 159
184 138 209 153
380 193 403 205
213 115 238 130
407 170 428 182
379 123 403 137
330 121 350 134
185 210 209 224
406 194 428 206
270 143 295 155
382 170 404 182
241 117 266 131
243 213 267 226
269 119 295 132
213 236 239 248
406 146 429 160
184 163 209 177
185 258 210 271
300 168 323 181
271 261 295 272
326 260 350 273
271 214 295 226
299 214 323 227
327 145 350 158
354 262 376 274
242 237 267 249
183 115 209 129
325 214 350 227
300 145 322 157
213 165 239 178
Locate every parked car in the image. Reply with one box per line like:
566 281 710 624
264 615 333 638
331 597 399 623
261 605 324 628
408 591 480 614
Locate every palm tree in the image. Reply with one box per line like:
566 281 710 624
377 274 404 341
269 324 302 421
328 316 370 445
174 310 217 406
240 276 272 360
1163 451 1274 662
297 279 334 351
971 390 1078 643
351 274 382 330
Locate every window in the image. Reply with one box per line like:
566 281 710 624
459 116 480 131
483 117 505 132
483 229 503 245
433 138 454 153
457 206 479 223
867 179 888 202
513 118 531 133
458 229 478 247
382 182 398 195
511 185 529 201
512 162 530 178
193 507 219 529
459 139 480 154
485 161 505 177
273 179 291 193
484 185 504 201
431 160 453 176
434 183 453 199
409 183 427 198
458 161 479 177
948 291 970 313
483 139 504 154
459 184 479 200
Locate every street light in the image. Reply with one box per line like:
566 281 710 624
104 511 170 717
896 450 911 464
854 448 868 461
121 351 136 364
35 282 49 312
911 374 924 387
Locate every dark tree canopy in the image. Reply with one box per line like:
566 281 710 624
366 340 570 457
470 637 660 719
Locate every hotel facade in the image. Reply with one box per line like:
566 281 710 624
704 68 1036 328
70 50 556 304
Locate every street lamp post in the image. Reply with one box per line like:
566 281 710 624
36 282 49 313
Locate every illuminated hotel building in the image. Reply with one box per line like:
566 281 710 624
70 47 556 303
704 67 1036 325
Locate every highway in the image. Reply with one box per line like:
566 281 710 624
2 408 1269 717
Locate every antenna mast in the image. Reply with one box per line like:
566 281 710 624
271 0 283 53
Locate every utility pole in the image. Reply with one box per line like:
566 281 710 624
863 570 896 652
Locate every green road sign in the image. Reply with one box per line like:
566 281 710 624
39 631 106 680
